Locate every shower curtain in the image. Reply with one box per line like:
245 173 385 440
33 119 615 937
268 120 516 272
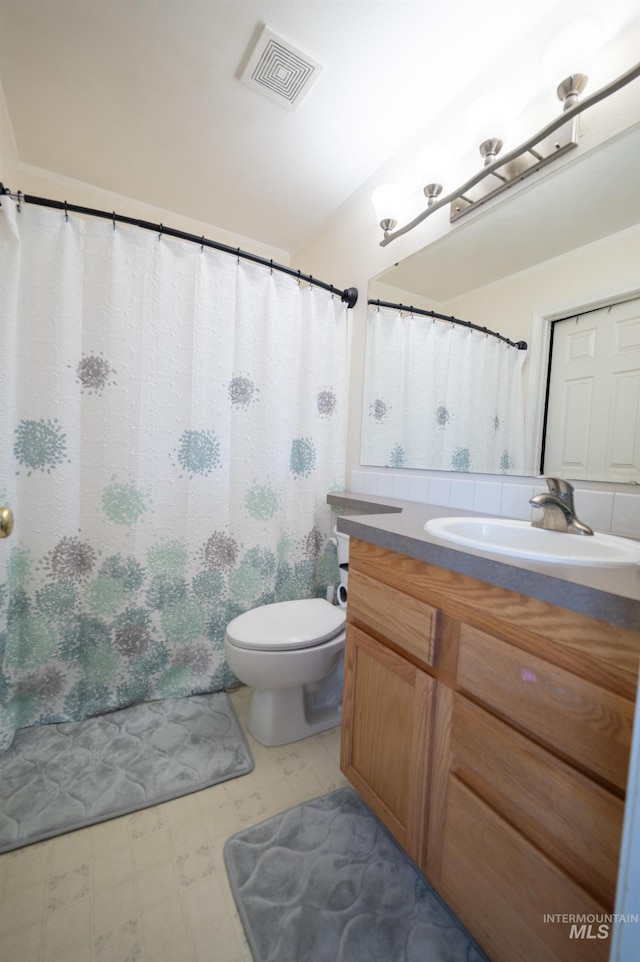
361 306 526 473
0 198 347 754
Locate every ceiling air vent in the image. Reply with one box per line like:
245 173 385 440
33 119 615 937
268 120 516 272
240 25 324 110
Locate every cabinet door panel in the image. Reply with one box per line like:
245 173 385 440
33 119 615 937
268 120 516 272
457 622 634 790
341 624 434 860
450 694 623 907
440 778 610 962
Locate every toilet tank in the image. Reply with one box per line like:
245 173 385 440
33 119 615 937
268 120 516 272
332 527 350 565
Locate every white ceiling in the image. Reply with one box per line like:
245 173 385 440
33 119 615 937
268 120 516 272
0 1 638 253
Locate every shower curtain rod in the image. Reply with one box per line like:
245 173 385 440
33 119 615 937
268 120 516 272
368 298 528 350
0 184 359 310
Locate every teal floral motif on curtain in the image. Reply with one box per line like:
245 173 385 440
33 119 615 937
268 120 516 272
0 199 348 753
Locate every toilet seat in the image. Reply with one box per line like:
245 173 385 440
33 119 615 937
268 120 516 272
226 598 346 652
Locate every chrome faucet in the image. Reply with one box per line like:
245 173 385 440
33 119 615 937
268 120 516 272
529 478 594 535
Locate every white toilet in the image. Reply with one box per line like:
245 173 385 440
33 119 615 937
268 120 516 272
225 598 347 747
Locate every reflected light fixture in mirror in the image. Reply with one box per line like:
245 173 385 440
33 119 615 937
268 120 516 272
372 23 640 245
371 184 401 237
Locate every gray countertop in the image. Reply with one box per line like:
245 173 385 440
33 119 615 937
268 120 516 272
328 492 640 632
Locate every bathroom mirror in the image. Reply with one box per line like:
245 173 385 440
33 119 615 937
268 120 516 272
363 122 640 478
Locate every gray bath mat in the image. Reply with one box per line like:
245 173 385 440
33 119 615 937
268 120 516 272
0 691 253 853
224 786 490 962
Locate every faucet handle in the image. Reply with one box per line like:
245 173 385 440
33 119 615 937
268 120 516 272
542 477 574 499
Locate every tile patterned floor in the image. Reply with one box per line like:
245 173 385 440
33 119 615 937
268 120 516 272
0 686 349 962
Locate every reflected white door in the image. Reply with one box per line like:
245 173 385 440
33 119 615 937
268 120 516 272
544 298 640 482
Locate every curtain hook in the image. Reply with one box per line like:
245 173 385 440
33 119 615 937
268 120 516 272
296 270 301 286
269 259 273 275
200 235 205 252
236 247 240 265
64 200 68 222
17 190 23 212
112 211 116 231
158 223 163 240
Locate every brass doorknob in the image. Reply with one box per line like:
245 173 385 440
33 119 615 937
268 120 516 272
0 507 13 538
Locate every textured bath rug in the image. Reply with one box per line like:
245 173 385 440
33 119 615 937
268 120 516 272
224 786 490 962
0 691 253 853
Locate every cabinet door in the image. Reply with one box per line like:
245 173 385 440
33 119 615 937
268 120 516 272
340 624 435 861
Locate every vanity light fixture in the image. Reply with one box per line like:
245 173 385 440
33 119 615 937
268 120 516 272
374 59 640 246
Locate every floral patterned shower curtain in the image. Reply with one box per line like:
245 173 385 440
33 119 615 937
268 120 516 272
361 306 526 473
0 198 347 753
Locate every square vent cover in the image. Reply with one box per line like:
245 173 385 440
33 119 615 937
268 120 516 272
240 24 324 110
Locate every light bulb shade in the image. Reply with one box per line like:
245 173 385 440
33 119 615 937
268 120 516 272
541 17 600 91
468 88 519 147
371 184 403 225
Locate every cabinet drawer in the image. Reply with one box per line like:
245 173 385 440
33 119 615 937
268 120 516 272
450 694 623 907
440 778 609 962
457 623 634 790
347 569 438 667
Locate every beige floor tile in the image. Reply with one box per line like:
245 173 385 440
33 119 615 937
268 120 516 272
168 816 208 856
161 792 201 830
131 829 173 875
139 894 188 957
175 842 218 892
46 863 92 912
42 896 92 959
0 880 46 936
180 873 229 930
129 806 166 842
50 938 95 962
2 841 50 893
93 845 135 892
0 920 43 962
93 877 137 934
150 934 195 962
91 816 131 859
48 829 93 876
93 916 141 962
136 859 181 912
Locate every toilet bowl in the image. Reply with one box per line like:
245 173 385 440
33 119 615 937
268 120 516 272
224 598 346 747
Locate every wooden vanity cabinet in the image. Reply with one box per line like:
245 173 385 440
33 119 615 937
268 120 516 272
341 537 640 962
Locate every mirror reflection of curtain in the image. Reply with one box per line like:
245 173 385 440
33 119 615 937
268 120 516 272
361 307 526 474
0 198 346 754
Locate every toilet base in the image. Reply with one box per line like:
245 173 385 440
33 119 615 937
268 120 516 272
247 685 342 747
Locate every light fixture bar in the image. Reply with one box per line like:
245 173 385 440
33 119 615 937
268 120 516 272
380 61 640 246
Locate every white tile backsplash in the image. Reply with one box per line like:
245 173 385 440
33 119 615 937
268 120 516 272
450 479 475 510
409 475 431 504
429 477 451 506
574 490 614 533
349 470 640 536
473 481 502 515
375 473 395 497
612 493 640 538
391 474 412 500
500 482 534 520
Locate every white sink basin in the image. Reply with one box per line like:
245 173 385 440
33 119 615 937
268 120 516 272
424 517 640 566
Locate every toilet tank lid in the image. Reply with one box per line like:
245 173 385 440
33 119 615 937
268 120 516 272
226 599 346 650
